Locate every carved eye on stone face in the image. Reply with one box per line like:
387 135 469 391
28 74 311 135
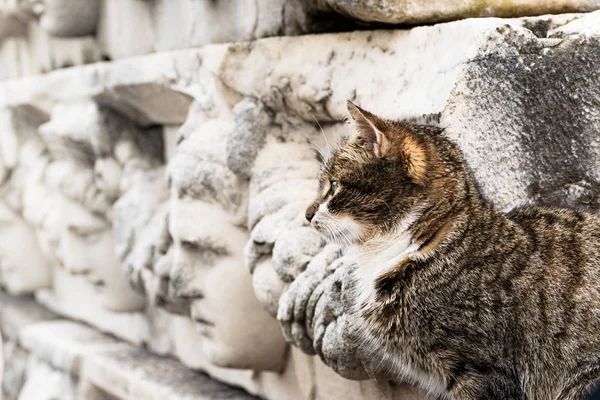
180 239 229 266
198 249 220 266
181 240 200 253
68 226 104 244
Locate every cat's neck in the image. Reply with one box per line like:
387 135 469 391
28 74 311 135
349 210 425 307
350 238 418 308
350 196 489 308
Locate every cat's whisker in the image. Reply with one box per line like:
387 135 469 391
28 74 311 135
329 222 351 247
331 223 349 247
328 223 344 246
379 199 393 214
310 114 331 156
336 223 355 248
309 142 327 165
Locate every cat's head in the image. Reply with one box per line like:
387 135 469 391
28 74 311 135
306 101 468 246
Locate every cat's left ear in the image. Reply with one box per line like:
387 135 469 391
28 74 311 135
347 101 428 185
346 101 391 158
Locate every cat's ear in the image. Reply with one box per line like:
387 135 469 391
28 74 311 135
401 135 427 185
346 101 391 158
347 101 427 184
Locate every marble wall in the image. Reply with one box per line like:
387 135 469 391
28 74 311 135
1 2 600 400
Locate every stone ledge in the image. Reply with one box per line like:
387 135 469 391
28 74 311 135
0 292 258 400
0 291 57 342
83 347 258 400
312 0 600 24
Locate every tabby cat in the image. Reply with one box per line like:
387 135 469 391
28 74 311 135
305 101 600 400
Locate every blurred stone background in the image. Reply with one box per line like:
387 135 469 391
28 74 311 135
1 1 600 399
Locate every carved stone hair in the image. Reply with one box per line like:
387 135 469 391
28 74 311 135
37 101 109 216
38 101 165 217
167 125 246 225
22 170 61 249
0 106 49 213
113 167 169 263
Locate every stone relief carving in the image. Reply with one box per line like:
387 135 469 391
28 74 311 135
4 11 600 399
226 98 323 315
221 97 376 380
166 118 288 372
99 94 409 399
113 166 175 310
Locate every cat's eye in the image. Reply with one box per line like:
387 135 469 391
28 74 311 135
327 180 338 196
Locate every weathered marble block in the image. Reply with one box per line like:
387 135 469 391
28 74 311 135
0 10 600 400
0 292 261 400
2 0 600 80
309 0 600 24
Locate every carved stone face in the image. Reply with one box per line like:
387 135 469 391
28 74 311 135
53 192 145 312
0 200 50 294
27 0 99 37
168 194 287 371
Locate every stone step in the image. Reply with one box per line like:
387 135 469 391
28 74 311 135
0 292 258 400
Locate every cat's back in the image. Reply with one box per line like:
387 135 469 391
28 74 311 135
501 207 600 337
507 206 600 260
498 206 600 397
504 206 600 288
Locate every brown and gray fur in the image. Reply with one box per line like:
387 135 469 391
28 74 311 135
305 101 600 400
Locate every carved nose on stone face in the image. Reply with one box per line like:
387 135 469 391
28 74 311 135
167 273 189 299
305 204 317 223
